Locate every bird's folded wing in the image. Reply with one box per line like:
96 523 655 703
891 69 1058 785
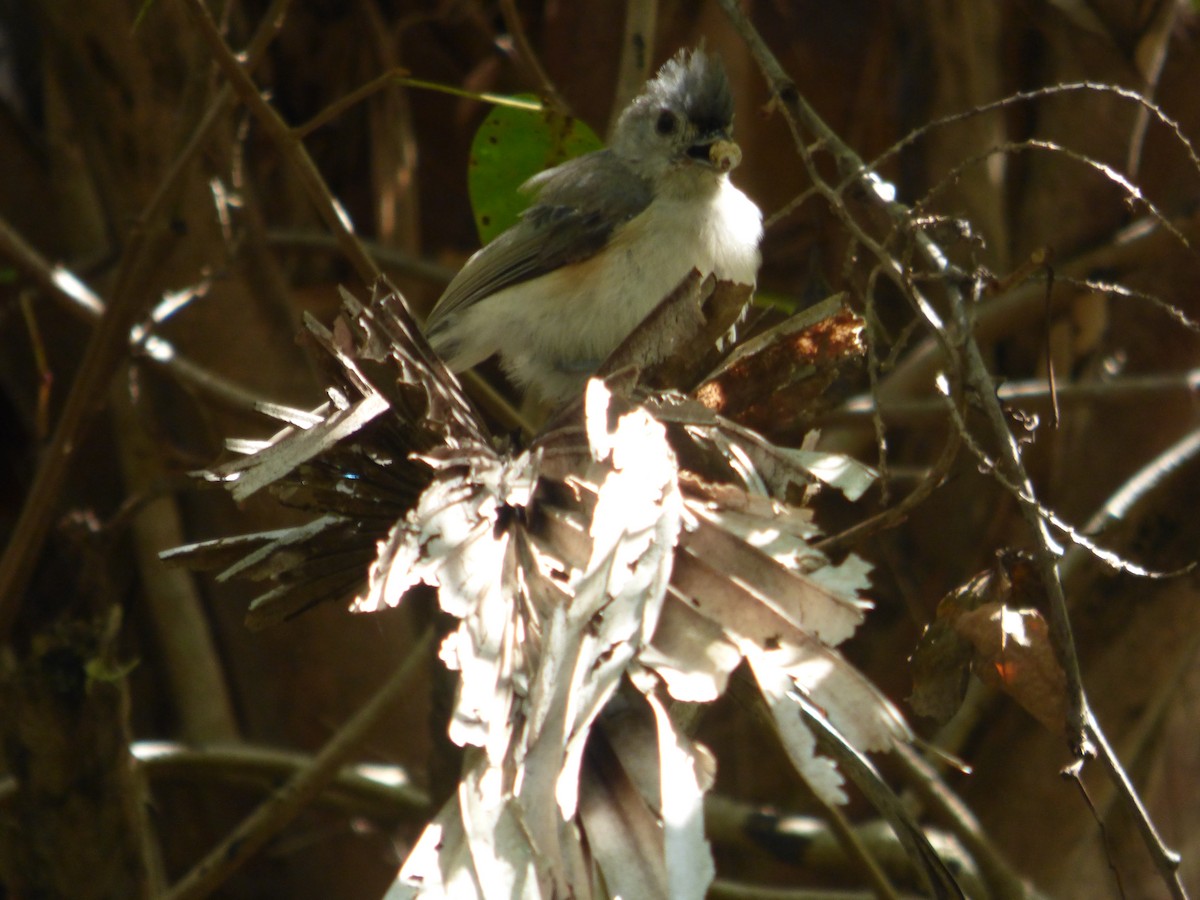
425 151 653 334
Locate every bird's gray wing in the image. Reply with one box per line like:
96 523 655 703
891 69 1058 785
425 150 652 336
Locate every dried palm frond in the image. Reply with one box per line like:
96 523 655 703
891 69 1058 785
164 282 964 898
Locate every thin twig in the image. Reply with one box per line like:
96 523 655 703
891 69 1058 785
937 384 1183 579
862 266 892 503
913 138 1188 249
857 82 1200 199
292 66 410 138
498 0 571 116
1084 701 1186 898
813 414 960 556
850 217 1198 442
164 625 435 900
1057 274 1200 334
1060 425 1200 586
371 77 544 111
1126 0 1179 177
1063 760 1128 898
16 291 53 440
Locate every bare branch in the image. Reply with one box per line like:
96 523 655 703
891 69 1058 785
498 0 571 116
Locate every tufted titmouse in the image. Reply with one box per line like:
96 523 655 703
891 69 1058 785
425 48 763 404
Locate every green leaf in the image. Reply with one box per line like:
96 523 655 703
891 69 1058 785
468 96 603 244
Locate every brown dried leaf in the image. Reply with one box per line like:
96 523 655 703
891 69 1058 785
909 550 1065 728
694 298 865 435
907 618 973 723
955 603 1067 732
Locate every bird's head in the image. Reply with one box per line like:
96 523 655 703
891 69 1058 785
611 48 741 186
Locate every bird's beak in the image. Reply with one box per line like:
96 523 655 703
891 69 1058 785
686 133 742 173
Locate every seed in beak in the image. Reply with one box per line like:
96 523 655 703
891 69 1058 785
708 139 742 173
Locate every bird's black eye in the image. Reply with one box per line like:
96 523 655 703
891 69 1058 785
655 109 679 136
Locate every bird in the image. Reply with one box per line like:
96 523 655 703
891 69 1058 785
424 48 763 405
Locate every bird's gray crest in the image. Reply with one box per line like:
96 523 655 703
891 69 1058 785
632 48 734 138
